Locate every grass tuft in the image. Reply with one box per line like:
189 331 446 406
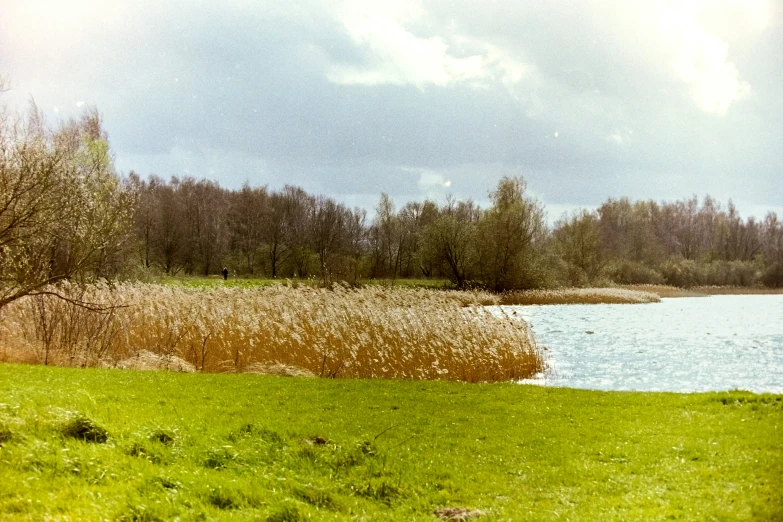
353 478 405 505
206 487 240 510
60 415 108 443
266 503 305 522
149 429 175 444
292 485 342 510
0 424 12 445
118 504 165 522
202 447 237 469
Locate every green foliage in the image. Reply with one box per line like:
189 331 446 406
476 177 546 291
0 364 780 520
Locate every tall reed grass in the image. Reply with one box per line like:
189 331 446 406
500 287 660 305
0 283 539 382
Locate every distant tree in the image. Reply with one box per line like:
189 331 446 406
423 197 480 288
227 183 268 275
397 200 439 277
281 185 315 277
761 212 783 287
552 209 603 285
128 172 154 268
345 207 367 283
477 177 546 290
177 178 227 276
310 195 348 283
369 193 404 279
151 178 188 274
264 191 289 278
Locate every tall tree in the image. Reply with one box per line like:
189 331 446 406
227 183 268 275
553 209 603 285
423 198 479 288
477 177 545 290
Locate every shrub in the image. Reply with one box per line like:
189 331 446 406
606 261 664 285
761 262 783 288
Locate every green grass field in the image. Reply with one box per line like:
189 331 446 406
0 364 780 520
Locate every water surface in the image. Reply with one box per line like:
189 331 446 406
494 295 783 393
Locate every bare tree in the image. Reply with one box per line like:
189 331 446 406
310 195 348 283
552 209 603 285
345 207 367 283
227 183 268 275
0 102 135 310
281 185 315 278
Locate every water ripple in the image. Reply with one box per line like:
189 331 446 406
492 295 783 393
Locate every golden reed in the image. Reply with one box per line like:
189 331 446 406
0 283 541 382
500 287 660 305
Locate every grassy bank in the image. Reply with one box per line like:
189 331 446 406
0 364 780 521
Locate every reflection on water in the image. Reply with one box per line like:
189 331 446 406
492 295 783 393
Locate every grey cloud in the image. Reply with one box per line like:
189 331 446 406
2 0 780 216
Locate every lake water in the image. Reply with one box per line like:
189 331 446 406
493 295 783 394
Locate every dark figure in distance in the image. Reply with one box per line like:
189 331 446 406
222 267 229 280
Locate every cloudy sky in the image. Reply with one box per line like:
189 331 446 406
1 0 781 219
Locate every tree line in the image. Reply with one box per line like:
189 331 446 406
3 96 782 316
126 174 783 289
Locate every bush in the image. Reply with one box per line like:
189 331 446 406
761 262 783 288
660 259 700 287
606 261 664 285
661 260 760 287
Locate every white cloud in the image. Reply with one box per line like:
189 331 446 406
656 1 757 115
327 0 765 116
607 129 633 145
408 167 452 192
327 2 528 89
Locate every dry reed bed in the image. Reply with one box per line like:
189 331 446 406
621 285 707 298
622 284 783 298
0 283 540 382
500 287 661 305
689 286 783 295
